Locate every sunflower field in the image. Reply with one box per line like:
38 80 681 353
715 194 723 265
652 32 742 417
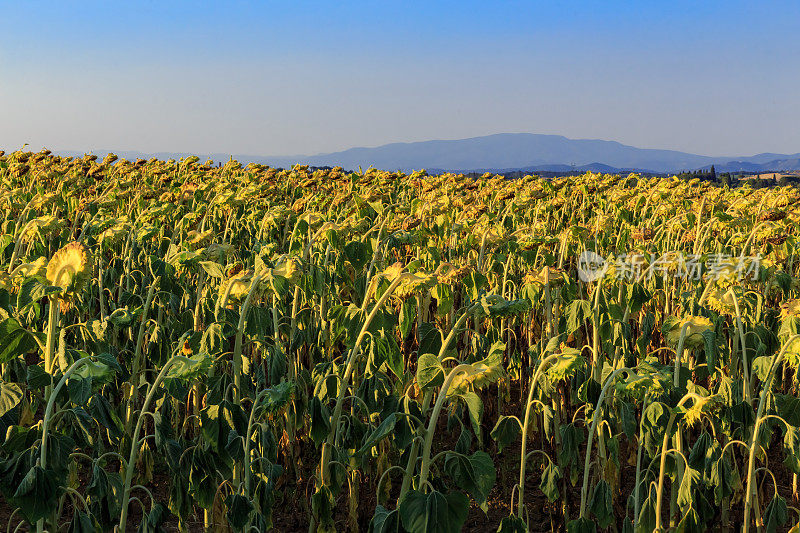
2 149 800 532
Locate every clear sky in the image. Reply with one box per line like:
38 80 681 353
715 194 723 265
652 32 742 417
1 1 799 157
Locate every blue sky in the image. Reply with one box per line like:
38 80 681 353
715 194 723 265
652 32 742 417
1 1 799 156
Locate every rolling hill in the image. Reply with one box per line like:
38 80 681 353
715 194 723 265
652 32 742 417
53 133 800 174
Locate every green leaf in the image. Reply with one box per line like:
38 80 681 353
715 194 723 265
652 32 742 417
13 466 58 523
0 318 37 364
622 518 634 533
675 506 702 533
589 480 613 528
450 354 504 395
432 284 453 317
370 505 403 533
444 451 496 512
464 272 488 301
344 241 370 272
775 394 800 426
490 416 522 453
702 329 717 373
455 391 484 444
751 355 772 382
309 397 331 447
478 295 531 318
67 376 92 405
687 432 712 473
641 402 668 455
0 382 22 417
88 394 124 441
400 299 416 339
94 352 123 374
418 323 442 360
357 413 397 458
3 425 38 452
107 307 135 327
565 299 592 334
383 337 405 380
311 486 336 532
677 467 701 510
566 516 596 533
68 509 98 533
201 323 225 356
416 353 444 391
137 503 168 533
486 340 505 367
559 423 584 471
226 493 254 531
545 350 585 381
709 446 738 505
637 485 658 532
763 495 788 533
199 260 226 279
75 358 117 387
398 489 469 533
619 400 636 439
626 283 651 315
784 426 800 474
165 353 212 382
539 461 561 502
497 515 528 532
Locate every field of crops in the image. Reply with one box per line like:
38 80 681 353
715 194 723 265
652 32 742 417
3 149 800 532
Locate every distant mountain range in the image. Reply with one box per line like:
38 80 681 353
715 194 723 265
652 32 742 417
53 133 800 174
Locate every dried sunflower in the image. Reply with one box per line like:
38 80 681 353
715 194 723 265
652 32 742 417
46 242 92 301
666 316 714 348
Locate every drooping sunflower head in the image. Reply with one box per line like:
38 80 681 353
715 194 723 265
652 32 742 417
219 269 256 305
46 242 92 296
704 259 741 289
11 257 48 280
666 315 714 348
185 229 214 249
683 394 719 428
394 271 438 300
706 289 737 316
780 299 800 320
0 272 11 292
269 255 303 286
380 262 405 283
203 243 234 262
525 266 565 287
437 263 471 285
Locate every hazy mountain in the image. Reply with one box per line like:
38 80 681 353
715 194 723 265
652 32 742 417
52 133 800 174
702 158 800 173
261 134 722 172
428 162 644 175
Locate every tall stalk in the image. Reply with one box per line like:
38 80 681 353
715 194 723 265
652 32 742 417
417 364 473 488
742 334 800 532
125 278 160 435
398 300 482 499
36 356 94 533
232 273 264 403
578 367 632 518
516 353 561 517
654 393 704 531
119 355 193 533
319 275 404 486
